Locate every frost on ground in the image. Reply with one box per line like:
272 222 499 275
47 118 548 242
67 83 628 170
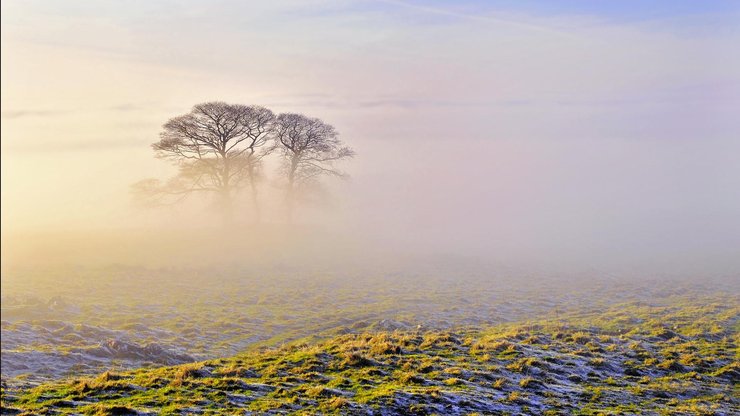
2 292 737 415
6 264 728 387
1 319 193 385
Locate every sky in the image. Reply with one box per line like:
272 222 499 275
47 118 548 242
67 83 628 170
2 0 739 275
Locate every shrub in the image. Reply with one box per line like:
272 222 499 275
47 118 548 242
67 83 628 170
519 377 537 389
339 352 373 368
322 397 348 410
444 377 461 386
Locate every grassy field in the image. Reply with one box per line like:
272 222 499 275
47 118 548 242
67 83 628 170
2 293 737 415
1 265 738 415
4 262 708 384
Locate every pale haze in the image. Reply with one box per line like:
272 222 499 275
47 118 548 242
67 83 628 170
2 0 739 276
2 3 740 413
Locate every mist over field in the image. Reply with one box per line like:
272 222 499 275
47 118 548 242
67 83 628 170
1 1 739 415
3 1 740 279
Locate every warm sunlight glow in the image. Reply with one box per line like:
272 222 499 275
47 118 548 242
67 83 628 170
1 1 738 414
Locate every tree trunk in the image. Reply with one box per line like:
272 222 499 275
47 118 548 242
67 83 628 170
219 188 234 228
248 162 261 223
286 180 295 224
221 155 234 227
286 157 298 224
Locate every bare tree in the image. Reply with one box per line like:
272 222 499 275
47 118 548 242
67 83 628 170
133 102 274 225
272 113 355 220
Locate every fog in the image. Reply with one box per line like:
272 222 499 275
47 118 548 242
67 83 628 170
3 5 740 410
2 1 740 278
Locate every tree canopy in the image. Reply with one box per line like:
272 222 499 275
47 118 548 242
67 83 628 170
133 102 354 225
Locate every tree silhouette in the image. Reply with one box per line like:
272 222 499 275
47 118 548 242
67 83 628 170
133 102 274 225
272 113 355 221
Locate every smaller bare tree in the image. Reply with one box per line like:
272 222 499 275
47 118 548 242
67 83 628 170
272 113 355 220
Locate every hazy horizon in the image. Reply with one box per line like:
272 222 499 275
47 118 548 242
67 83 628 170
2 4 739 414
2 0 740 277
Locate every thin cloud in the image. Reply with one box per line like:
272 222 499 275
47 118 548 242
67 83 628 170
107 103 143 112
1 109 70 119
2 103 155 120
2 137 152 153
263 94 537 110
373 0 576 38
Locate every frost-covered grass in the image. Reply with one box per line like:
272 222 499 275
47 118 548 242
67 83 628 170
3 294 737 415
5 264 735 386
